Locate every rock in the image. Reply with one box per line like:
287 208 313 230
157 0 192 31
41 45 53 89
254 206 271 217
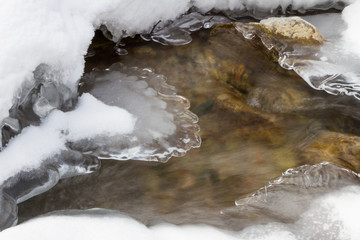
209 23 319 115
249 17 325 45
231 17 325 67
300 130 360 172
246 85 312 113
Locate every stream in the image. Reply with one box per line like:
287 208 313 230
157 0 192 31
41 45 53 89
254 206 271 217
1 1 360 239
17 17 360 234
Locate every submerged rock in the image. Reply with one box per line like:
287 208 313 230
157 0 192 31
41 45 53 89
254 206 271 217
300 130 360 172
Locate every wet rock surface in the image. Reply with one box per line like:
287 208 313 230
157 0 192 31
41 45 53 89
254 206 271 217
18 25 360 229
250 16 325 45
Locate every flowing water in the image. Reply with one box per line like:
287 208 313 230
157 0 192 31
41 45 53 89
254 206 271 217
16 24 360 233
1 1 360 239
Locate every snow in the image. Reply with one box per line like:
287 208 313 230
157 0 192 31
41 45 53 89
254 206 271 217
342 0 360 56
0 93 135 184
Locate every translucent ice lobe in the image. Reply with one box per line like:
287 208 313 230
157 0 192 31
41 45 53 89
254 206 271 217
222 162 360 226
80 64 201 162
140 12 231 46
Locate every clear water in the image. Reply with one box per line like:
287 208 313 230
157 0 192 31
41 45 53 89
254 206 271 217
17 27 360 232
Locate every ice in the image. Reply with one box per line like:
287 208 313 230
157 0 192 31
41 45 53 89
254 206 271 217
224 162 358 222
194 0 352 20
235 12 360 100
222 162 360 239
137 1 354 46
140 13 231 46
0 65 200 230
76 63 201 162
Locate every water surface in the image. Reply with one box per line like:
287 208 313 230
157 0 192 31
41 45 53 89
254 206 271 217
18 26 360 229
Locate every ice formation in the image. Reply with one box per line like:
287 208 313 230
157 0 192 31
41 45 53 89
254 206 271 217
139 12 231 46
81 64 201 161
235 8 360 100
0 64 200 230
222 162 360 224
236 185 360 240
227 162 360 240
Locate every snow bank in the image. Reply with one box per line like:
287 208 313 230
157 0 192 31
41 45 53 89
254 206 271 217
0 0 355 123
0 209 238 240
0 0 188 124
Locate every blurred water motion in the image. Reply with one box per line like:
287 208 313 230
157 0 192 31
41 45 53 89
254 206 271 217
18 26 360 229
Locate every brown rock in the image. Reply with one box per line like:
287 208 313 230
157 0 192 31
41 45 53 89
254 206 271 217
248 16 325 45
301 130 360 172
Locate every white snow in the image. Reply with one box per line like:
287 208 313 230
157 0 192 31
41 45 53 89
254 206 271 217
342 0 360 56
0 209 239 240
0 0 190 124
0 93 135 184
0 0 356 124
